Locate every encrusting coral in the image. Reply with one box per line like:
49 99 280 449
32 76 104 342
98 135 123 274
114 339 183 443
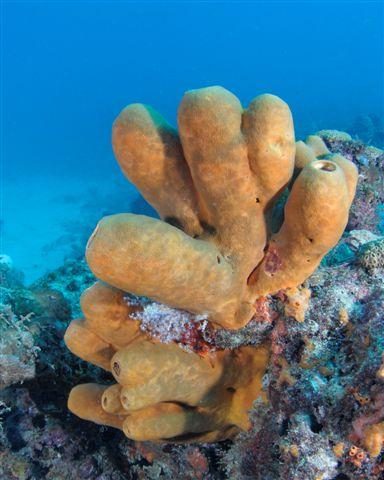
65 86 357 444
357 237 384 273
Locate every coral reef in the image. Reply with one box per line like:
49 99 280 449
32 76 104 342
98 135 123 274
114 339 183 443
317 129 384 234
357 238 384 274
0 308 36 389
1 222 383 478
349 114 384 148
219 229 384 479
0 107 383 477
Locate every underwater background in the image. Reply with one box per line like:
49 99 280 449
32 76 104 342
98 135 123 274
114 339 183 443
2 2 384 480
2 0 383 282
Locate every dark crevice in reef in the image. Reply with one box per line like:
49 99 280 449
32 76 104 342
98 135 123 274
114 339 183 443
104 436 142 478
4 411 27 451
30 462 50 479
308 413 323 433
208 442 233 478
286 337 306 363
279 417 290 436
31 413 46 428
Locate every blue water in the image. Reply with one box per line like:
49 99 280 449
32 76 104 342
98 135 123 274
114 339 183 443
2 1 383 282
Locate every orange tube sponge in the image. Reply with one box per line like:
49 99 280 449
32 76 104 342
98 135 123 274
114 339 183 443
112 104 203 237
249 158 357 294
65 281 269 442
362 422 384 457
65 86 358 444
64 318 115 370
86 86 357 329
67 337 269 442
295 134 329 170
86 215 238 326
79 281 141 348
68 383 126 430
64 282 141 366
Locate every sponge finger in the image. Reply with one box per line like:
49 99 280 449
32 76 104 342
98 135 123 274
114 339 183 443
122 402 218 442
112 103 202 236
